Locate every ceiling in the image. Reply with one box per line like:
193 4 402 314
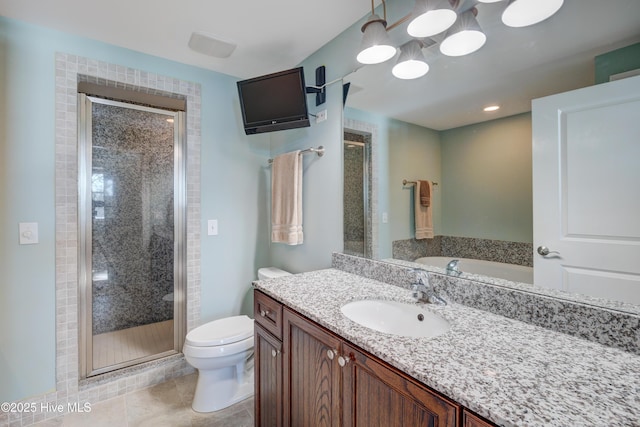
1 0 639 130
0 0 375 78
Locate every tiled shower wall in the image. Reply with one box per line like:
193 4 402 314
91 103 175 334
2 53 201 427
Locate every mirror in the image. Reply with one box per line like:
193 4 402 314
341 0 640 311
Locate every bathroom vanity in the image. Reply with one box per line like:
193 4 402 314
253 267 640 427
254 289 488 426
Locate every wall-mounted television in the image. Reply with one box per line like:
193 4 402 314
237 67 310 135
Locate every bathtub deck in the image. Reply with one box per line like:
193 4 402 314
93 320 174 368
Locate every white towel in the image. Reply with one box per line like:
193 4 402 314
271 151 304 245
415 180 434 239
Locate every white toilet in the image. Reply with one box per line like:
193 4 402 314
183 267 291 412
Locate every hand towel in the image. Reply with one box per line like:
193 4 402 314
415 180 434 239
271 151 304 245
418 180 431 207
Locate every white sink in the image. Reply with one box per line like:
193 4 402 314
340 300 450 339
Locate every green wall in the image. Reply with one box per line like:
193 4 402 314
441 113 533 243
595 42 640 84
0 16 270 402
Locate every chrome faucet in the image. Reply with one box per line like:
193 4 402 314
446 259 461 276
410 269 446 305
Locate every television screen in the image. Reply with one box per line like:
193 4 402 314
237 67 310 135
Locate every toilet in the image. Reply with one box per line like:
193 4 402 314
183 267 291 412
258 267 292 280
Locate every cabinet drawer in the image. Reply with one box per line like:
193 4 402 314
254 290 283 339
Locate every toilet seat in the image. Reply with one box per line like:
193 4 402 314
185 315 254 347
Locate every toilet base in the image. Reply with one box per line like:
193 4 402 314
191 366 254 413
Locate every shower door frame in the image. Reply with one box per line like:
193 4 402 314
78 94 187 378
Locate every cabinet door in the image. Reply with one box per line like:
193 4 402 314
283 308 343 427
463 410 496 427
342 343 458 427
255 323 283 427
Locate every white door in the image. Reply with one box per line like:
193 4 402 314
532 75 640 305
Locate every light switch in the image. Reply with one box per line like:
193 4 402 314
382 212 388 224
19 222 39 245
207 219 218 236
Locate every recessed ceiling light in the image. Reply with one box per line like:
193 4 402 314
483 105 500 112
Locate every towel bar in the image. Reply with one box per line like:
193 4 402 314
403 179 438 186
268 146 325 164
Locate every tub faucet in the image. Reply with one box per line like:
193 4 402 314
410 269 446 305
446 259 461 276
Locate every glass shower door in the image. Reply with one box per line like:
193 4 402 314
78 94 186 377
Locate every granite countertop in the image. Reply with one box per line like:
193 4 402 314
253 268 640 427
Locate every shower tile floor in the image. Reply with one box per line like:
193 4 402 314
33 373 254 426
93 320 174 369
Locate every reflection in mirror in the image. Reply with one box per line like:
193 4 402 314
341 0 640 312
343 137 370 257
343 117 380 259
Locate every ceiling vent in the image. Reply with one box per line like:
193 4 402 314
188 32 237 58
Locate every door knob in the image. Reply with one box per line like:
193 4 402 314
537 246 559 256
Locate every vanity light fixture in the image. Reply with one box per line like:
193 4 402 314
357 14 397 64
439 10 486 57
356 0 563 79
483 105 500 112
501 0 564 28
406 0 457 38
392 40 430 80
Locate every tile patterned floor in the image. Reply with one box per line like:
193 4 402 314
33 373 254 427
93 320 174 369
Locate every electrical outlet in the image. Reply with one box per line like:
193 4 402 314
316 109 327 123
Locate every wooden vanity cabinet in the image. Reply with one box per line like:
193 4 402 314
342 342 458 427
254 291 284 427
463 410 496 427
255 323 283 427
283 307 343 426
254 290 494 427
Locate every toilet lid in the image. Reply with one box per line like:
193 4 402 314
185 315 254 347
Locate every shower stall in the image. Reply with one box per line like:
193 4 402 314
343 134 372 258
78 93 186 377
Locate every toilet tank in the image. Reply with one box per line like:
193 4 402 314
258 267 291 280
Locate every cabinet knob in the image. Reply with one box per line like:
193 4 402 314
260 309 270 317
271 349 280 358
338 355 350 367
327 349 336 360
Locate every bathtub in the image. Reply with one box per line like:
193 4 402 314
414 256 533 284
